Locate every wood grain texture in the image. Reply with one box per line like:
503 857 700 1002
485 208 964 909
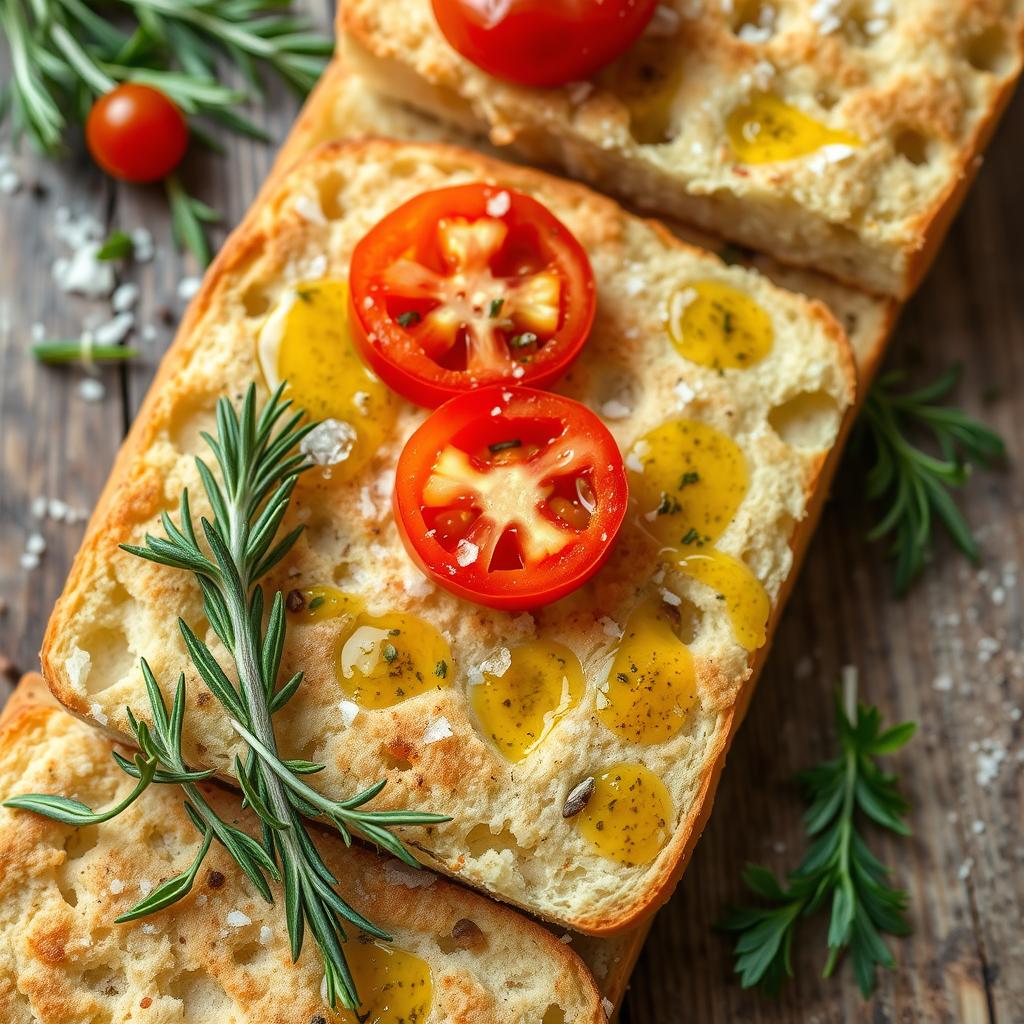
0 3 1021 1021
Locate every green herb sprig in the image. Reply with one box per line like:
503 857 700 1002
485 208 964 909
721 671 916 997
1 0 332 263
859 365 1004 595
5 385 448 1011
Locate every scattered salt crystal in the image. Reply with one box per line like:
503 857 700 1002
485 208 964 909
599 616 622 639
338 700 360 728
111 282 140 313
226 910 251 928
65 647 91 692
109 878 125 894
79 378 106 403
958 858 974 880
490 405 502 417
602 997 614 1019
139 879 154 896
177 276 202 301
933 674 953 692
485 191 511 217
456 538 479 566
601 399 632 420
31 496 47 518
480 648 512 678
130 227 154 263
94 312 134 346
971 819 985 835
25 532 46 555
674 380 696 406
19 551 39 570
0 169 21 195
142 923 159 934
142 324 158 342
422 716 453 745
661 588 682 607
293 194 326 225
512 365 525 378
259 925 273 944
300 419 357 466
90 702 108 726
595 691 610 710
31 322 45 343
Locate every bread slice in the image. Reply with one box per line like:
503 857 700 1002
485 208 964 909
0 698 606 1023
42 139 855 934
268 57 899 380
340 0 1024 298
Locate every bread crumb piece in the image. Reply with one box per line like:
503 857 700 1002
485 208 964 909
65 647 92 693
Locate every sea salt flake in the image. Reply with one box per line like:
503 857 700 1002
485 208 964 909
19 551 40 571
79 378 106 403
111 282 140 312
226 910 251 928
971 819 985 835
90 702 108 726
94 312 134 347
933 673 953 692
480 648 512 678
109 878 125 894
139 879 154 896
177 276 202 301
422 716 453 744
599 616 622 638
259 925 273 944
456 538 479 566
485 191 511 217
601 398 632 420
602 997 614 1019
338 700 360 728
661 588 682 607
301 419 357 466
26 533 46 555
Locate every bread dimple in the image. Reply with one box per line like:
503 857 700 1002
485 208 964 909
339 0 1024 297
0 705 605 1024
42 140 854 934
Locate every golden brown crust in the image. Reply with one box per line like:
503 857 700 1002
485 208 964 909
340 0 1024 298
42 138 855 935
0 699 604 1024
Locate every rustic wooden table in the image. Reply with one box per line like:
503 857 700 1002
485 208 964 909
0 5 1021 1022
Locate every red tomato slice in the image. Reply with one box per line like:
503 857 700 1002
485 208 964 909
348 183 595 408
393 386 627 610
431 0 659 88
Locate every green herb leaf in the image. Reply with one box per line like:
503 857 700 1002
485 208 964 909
97 230 134 261
858 365 1004 595
721 670 914 997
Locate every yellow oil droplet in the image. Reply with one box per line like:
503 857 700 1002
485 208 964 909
667 281 773 370
577 763 674 866
470 641 584 762
287 585 364 623
726 93 861 164
598 600 698 744
673 549 770 651
628 419 749 550
255 279 395 481
337 611 451 709
333 937 433 1024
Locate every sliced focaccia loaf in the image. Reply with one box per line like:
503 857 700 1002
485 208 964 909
340 0 1024 298
0 701 605 1024
43 140 855 934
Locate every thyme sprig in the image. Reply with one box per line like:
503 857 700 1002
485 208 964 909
1 0 332 263
858 365 1004 594
721 671 915 997
5 385 448 1010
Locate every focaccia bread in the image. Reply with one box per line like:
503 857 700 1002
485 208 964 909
0 702 605 1024
340 0 1024 298
43 139 855 934
269 58 899 382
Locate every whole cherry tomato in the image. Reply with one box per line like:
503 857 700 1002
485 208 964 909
431 0 659 88
349 183 595 408
86 83 189 183
393 385 628 609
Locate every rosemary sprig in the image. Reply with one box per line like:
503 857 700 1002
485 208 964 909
5 385 448 1011
1 0 332 263
720 671 915 997
32 340 139 364
858 365 1004 595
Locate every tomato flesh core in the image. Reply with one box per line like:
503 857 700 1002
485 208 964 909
394 387 627 609
349 184 595 407
431 0 660 88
